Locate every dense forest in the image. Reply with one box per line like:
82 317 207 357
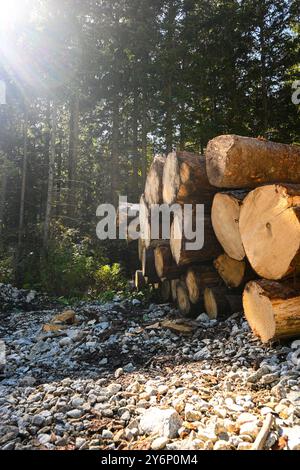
0 0 299 296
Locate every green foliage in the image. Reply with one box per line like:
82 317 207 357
0 255 14 284
93 263 127 293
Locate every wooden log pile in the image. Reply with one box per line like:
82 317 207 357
127 136 300 344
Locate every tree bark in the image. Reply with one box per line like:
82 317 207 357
163 151 216 206
0 159 8 243
16 105 29 276
239 184 300 280
43 102 57 250
68 92 79 219
211 191 248 261
111 96 120 206
144 155 166 206
243 279 300 343
206 135 300 189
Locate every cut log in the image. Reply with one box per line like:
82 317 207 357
154 245 185 280
171 279 180 302
163 151 216 206
170 208 222 266
185 265 222 304
176 280 204 317
204 287 243 320
160 279 171 302
144 155 166 205
139 194 151 247
141 247 160 283
139 194 169 249
135 270 146 290
243 279 300 343
116 202 139 243
206 134 300 189
214 253 255 289
211 191 248 260
239 184 300 280
138 236 145 262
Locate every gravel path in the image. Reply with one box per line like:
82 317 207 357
0 285 300 450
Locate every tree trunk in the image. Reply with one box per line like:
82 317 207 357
144 155 166 206
68 92 79 219
211 191 248 261
141 95 148 187
170 209 222 266
163 151 216 206
214 253 256 289
185 265 223 304
132 88 140 196
0 159 8 244
239 184 300 280
55 131 63 218
43 102 57 250
206 135 300 189
154 245 185 280
243 279 300 343
204 287 243 320
16 105 29 276
111 96 120 206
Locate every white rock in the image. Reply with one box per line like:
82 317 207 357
239 421 259 438
102 430 114 439
291 340 300 350
158 385 169 395
197 427 218 443
38 434 51 445
66 409 83 419
151 437 168 450
75 437 87 449
238 442 252 450
115 368 124 379
260 407 274 416
196 313 210 323
185 404 201 422
237 413 258 426
140 407 182 439
281 426 300 450
59 337 73 347
214 440 232 450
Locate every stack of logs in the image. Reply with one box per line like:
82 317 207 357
130 135 300 344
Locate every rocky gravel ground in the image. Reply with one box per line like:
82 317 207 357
0 284 300 451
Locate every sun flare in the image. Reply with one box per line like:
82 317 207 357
0 0 28 31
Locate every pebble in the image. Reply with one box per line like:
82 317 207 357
1 284 299 452
151 437 169 450
140 408 182 439
66 409 84 419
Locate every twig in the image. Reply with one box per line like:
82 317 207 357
251 413 274 450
